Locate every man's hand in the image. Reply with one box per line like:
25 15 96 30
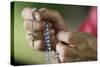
21 7 68 50
56 31 97 62
21 7 97 63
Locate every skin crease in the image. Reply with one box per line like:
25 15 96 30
21 7 68 50
56 32 97 62
21 7 97 63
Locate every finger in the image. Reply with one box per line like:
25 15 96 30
25 30 45 50
49 29 57 50
39 8 68 33
38 8 51 20
57 31 76 48
26 34 34 48
22 8 46 51
34 40 45 50
56 42 68 63
21 7 33 20
50 36 57 50
57 32 97 62
57 31 70 43
56 42 80 62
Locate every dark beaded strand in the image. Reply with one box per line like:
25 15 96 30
44 22 52 63
44 22 61 63
31 8 61 63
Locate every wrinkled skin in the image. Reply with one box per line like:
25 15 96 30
21 8 97 63
21 7 67 50
56 31 97 62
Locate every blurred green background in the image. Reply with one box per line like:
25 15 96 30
11 1 91 65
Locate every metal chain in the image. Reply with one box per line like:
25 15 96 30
56 51 61 63
31 8 61 63
44 22 52 63
44 22 61 63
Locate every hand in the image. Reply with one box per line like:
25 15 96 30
21 8 97 63
21 7 68 50
56 31 97 62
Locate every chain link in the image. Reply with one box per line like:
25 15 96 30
31 8 61 63
44 22 61 63
44 22 52 63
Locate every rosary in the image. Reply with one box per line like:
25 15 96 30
32 8 61 64
44 22 61 63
